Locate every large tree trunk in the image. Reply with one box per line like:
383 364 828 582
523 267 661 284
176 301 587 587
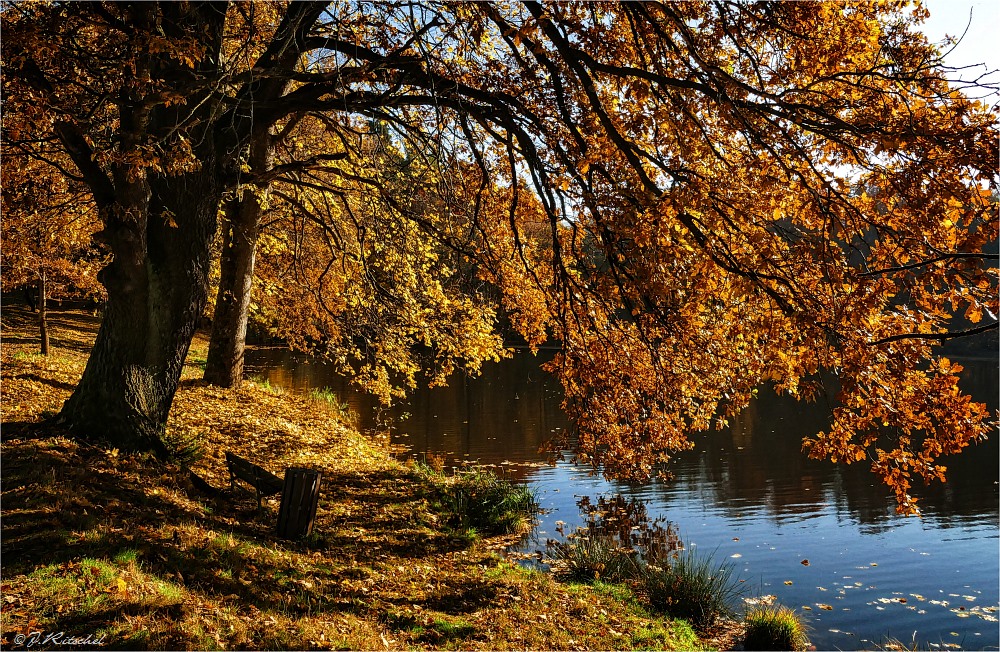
204 129 273 388
57 171 220 453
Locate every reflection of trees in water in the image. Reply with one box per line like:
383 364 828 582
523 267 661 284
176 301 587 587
245 348 570 482
664 360 998 526
245 349 997 526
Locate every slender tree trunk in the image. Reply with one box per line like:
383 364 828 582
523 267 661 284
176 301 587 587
38 272 49 356
203 195 262 387
57 170 220 453
204 129 273 387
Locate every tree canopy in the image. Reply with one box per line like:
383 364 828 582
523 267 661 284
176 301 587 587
2 0 997 513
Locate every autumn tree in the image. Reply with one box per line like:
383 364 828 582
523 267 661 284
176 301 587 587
248 117 511 401
0 150 105 354
3 1 996 512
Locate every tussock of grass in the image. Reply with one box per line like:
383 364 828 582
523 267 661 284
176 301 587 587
549 533 640 583
444 468 538 535
307 386 359 426
547 494 742 635
743 604 810 650
1 303 711 651
644 547 743 629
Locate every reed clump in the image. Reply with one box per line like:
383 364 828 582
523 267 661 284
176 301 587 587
548 495 743 630
742 604 810 650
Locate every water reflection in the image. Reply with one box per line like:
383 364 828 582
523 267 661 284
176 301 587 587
245 347 998 528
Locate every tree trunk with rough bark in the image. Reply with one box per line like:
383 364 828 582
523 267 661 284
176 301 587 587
204 129 273 388
204 194 262 387
57 171 220 453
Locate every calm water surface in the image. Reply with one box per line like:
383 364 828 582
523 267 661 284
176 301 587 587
246 349 999 650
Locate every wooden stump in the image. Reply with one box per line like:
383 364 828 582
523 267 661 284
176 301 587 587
276 467 321 540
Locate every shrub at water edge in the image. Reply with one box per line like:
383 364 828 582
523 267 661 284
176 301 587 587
548 533 641 583
643 546 743 629
445 468 537 535
743 604 810 651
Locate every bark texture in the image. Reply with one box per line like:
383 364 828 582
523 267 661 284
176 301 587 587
57 171 220 452
204 130 273 387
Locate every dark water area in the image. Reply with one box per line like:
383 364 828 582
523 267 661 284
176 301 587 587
245 348 999 650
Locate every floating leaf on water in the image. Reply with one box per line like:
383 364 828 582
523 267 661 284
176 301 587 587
744 595 777 606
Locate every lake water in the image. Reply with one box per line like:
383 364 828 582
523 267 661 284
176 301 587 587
246 348 999 650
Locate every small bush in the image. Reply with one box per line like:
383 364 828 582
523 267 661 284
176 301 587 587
549 534 640 582
548 494 682 584
162 425 205 465
743 604 810 651
643 546 743 629
445 468 537 535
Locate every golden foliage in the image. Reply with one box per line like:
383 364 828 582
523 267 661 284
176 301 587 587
3 1 996 511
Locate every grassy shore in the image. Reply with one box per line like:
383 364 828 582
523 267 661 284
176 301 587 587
0 304 733 650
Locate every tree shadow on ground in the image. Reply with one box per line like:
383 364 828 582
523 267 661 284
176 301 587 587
1 437 494 636
6 372 77 392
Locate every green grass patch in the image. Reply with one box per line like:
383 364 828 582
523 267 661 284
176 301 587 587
631 620 700 651
12 350 45 363
307 387 358 425
643 546 744 629
550 533 640 583
113 548 139 565
743 604 810 650
249 375 284 394
445 468 537 535
425 617 476 642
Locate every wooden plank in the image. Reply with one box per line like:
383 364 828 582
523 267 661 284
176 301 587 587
225 451 283 508
277 468 322 539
